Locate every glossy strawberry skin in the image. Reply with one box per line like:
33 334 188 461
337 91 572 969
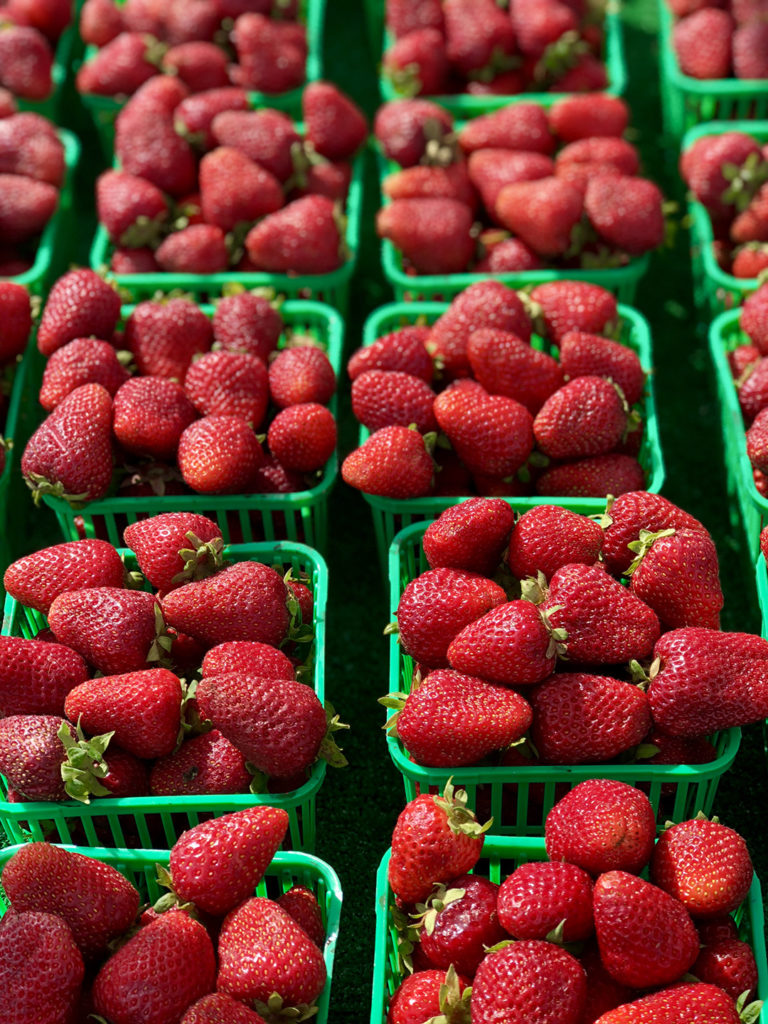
447 600 557 687
267 402 337 473
277 885 326 948
529 281 618 346
507 505 603 581
3 538 125 615
184 350 269 427
559 331 645 407
150 729 250 797
303 80 368 161
593 982 742 1023
422 497 514 576
123 512 223 594
113 376 198 462
376 197 476 275
201 641 295 679
466 327 564 414
341 425 435 498
181 993 268 1024
434 386 535 478
692 938 758 1001
39 337 130 412
0 714 75 802
534 376 628 460
36 268 121 357
495 177 584 257
0 280 31 363
0 635 88 718
269 345 336 408
245 195 344 274
347 326 433 383
497 861 594 941
417 874 504 977
177 415 265 495
601 491 708 577
0 910 84 1024
351 369 437 434
124 298 213 381
536 453 646 498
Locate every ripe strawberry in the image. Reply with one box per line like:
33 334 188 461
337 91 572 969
601 491 709 576
169 806 289 915
161 560 291 648
534 376 629 459
415 875 505 976
467 327 563 413
387 0 445 37
303 80 367 161
174 87 250 151
0 910 84 1024
181 993 268 1024
211 292 282 362
113 376 198 461
199 146 284 232
231 13 307 94
593 982 744 1023
388 782 488 904
0 280 30 364
443 0 516 75
377 197 475 275
477 236 544 272
75 31 159 96
458 103 555 155
124 512 223 593
435 385 535 477
111 245 160 273
154 222 231 273
92 910 216 1023
3 538 125 614
536 453 646 497
245 195 345 274
2 843 140 959
39 337 130 412
468 149 554 220
267 402 337 473
733 21 768 79
548 93 629 143
0 113 64 187
184 350 269 426
341 424 435 498
383 163 476 210
150 729 250 796
584 175 665 255
277 885 325 948
217 897 326 1008
348 326 433 383
0 24 53 100
177 414 265 494
96 169 168 247
557 137 639 177
0 714 75 801
267 346 333 412
0 636 88 718
161 40 229 90
681 131 764 221
382 27 450 96
648 627 768 736
752 408 768 473
423 497 514 576
673 9 733 79
22 383 114 505
559 331 645 406
650 818 753 918
125 299 213 381
738 357 768 422
507 505 602 581
385 667 532 767
79 0 124 47
593 870 700 987
211 108 301 182
48 587 163 676
739 284 768 353
388 967 470 1024
510 0 578 57
0 172 58 243
497 860 594 941
529 281 618 345
351 369 436 433
201 642 293 680
374 98 454 168
692 938 758 1001
496 177 583 256
37 269 121 358
579 941 636 1024
530 672 652 764
471 940 587 1024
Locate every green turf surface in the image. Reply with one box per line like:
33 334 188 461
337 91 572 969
3 1 768 1020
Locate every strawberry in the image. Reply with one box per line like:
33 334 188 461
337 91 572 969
0 113 64 187
374 98 454 168
277 885 325 948
21 383 114 505
201 640 294 678
579 941 636 1024
530 672 652 763
75 31 159 96
388 782 488 904
471 940 587 1024
79 0 124 47
584 175 665 255
387 0 445 37
0 714 75 801
377 196 475 275
507 505 603 581
395 566 506 668
467 327 564 413
341 424 435 498
529 281 618 345
113 376 198 461
177 414 265 494
184 350 269 426
680 131 764 219
382 27 450 96
536 453 646 496
0 910 84 1024
540 562 660 664
217 897 326 1009
553 53 610 92
422 497 514 576
351 369 436 434
592 982 744 1023
161 560 291 648
733 21 768 79
211 291 282 359
601 491 709 576
150 729 250 796
268 345 335 409
245 195 345 274
415 875 505 976
3 538 126 614
182 993 268 1023
650 818 753 918
458 103 555 155
2 843 140 959
698 917 739 944
673 9 733 79
497 860 594 941
468 149 554 219
559 331 645 406
37 269 121 358
510 0 578 57
154 223 231 273
477 236 544 272
211 108 301 182
534 376 629 459
0 280 30 364
39 337 130 412
557 137 639 177
303 80 367 161
383 162 476 210
548 93 629 143
0 86 15 116
0 24 53 100
648 627 768 736
124 512 223 593
92 910 216 1023
443 0 516 76
98 745 150 797
739 284 768 354
96 169 168 246
384 667 533 767
692 938 758 1001
348 327 433 383
117 113 198 202
125 299 213 381
387 967 470 1024
496 177 583 256
748 407 768 474
0 173 58 243
0 636 88 717
267 402 337 472
738 357 768 422
161 41 229 91
48 588 163 677
111 246 160 273
174 87 250 151
169 806 289 915
231 13 307 94
199 146 284 232
593 870 700 987
435 385 535 477
195 672 326 778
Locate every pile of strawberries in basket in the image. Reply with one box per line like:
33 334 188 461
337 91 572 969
0 0 72 100
668 0 768 81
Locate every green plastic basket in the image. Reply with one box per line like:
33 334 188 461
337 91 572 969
384 519 741 835
33 299 342 553
377 152 650 303
378 8 627 113
682 121 768 317
358 300 665 573
0 540 329 851
0 843 342 1024
4 129 80 295
708 308 767 561
78 0 326 152
370 836 767 1024
658 0 768 140
89 144 364 311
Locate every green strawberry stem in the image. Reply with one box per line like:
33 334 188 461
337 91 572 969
391 904 421 974
721 152 768 213
426 963 472 1024
433 778 492 838
253 992 319 1022
520 571 549 606
379 691 408 737
534 29 590 85
317 701 349 768
58 721 115 804
147 601 174 665
171 531 226 585
624 528 676 577
23 471 90 509
411 883 467 937
736 991 763 1024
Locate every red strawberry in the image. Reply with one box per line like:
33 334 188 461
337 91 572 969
497 860 594 941
692 938 758 1001
584 175 665 255
443 0 516 75
98 745 149 797
154 223 231 273
388 782 488 904
177 414 265 494
96 169 168 247
211 107 301 182
0 910 84 1024
169 806 289 915
39 337 129 412
2 843 140 959
385 667 532 767
161 41 229 91
552 53 609 92
150 729 250 796
383 161 476 209
267 402 337 473
0 172 58 243
750 407 768 473
681 131 764 220
217 897 326 1008
382 27 449 96
387 0 445 37
739 283 768 353
277 885 325 948
125 299 213 381
557 137 639 177
3 538 125 614
124 514 221 595
458 103 555 155
0 86 15 116
467 327 564 413
92 910 216 1024
341 424 435 498
174 87 250 152
348 326 433 383
184 350 269 426
738 357 768 422
199 146 284 232
529 281 617 345
0 113 64 187
548 93 629 143
422 497 514 575
374 98 454 168
477 236 544 272
201 641 293 679
110 246 160 273
21 383 114 505
536 453 646 497
469 149 554 219
161 560 291 648
416 875 505 976
377 196 475 275
496 177 583 256
75 31 159 96
471 940 587 1024
650 818 753 918
510 0 578 58
559 331 645 406
593 982 744 1023
733 21 768 79
113 376 198 461
530 672 652 763
245 195 345 274
303 80 367 161
0 280 30 364
351 369 436 433
0 636 88 718
231 13 307 93
181 993 268 1024
673 9 733 79
593 870 699 987
534 376 629 459
540 562 660 664
579 941 636 1024
507 505 603 581
601 491 708 576
434 385 535 477
0 714 75 801
37 269 121 358
388 968 471 1024
269 344 335 409
0 24 53 100
79 0 125 47
212 291 283 361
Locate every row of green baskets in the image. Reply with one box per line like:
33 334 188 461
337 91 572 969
0 540 329 852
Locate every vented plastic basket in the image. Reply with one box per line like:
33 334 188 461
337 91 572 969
0 843 342 1024
658 0 768 140
358 300 665 573
0 540 329 851
35 299 342 554
384 520 741 835
370 836 767 1024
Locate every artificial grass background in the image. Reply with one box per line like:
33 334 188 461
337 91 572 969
2 1 768 1021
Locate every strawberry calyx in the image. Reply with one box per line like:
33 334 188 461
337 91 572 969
379 690 408 737
119 213 169 250
253 991 319 1022
433 778 492 838
736 990 764 1024
624 528 676 576
424 964 472 1024
520 570 549 606
534 30 591 87
539 604 568 660
118 460 184 497
628 656 659 692
517 450 550 485
285 139 329 193
316 700 349 768
170 530 226 586
468 48 522 84
58 720 115 804
384 60 425 99
23 471 91 509
721 152 768 214
179 678 211 739
147 601 174 666
411 882 467 937
420 119 459 169
150 863 201 918
391 903 421 973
